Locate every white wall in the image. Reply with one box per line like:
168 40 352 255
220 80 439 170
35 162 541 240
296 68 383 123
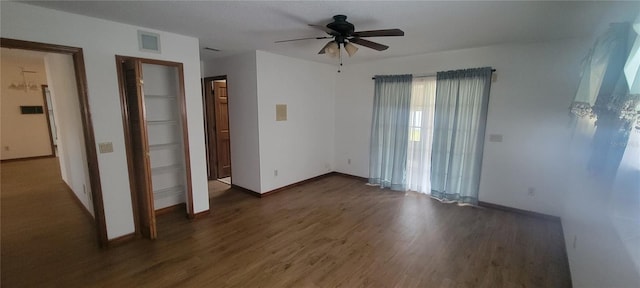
562 116 640 287
255 51 335 192
202 52 262 192
0 51 51 160
44 53 93 215
202 51 337 193
334 38 589 216
1 1 208 239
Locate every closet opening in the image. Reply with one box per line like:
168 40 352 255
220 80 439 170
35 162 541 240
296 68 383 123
116 56 194 239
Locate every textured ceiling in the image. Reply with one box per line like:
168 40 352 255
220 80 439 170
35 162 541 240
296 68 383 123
22 1 640 64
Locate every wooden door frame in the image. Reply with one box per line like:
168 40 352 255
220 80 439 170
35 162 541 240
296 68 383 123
1 38 108 248
117 56 196 231
40 85 56 157
202 75 228 180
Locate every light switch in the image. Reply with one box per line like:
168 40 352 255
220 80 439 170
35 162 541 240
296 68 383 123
98 142 114 153
276 104 287 121
488 134 503 143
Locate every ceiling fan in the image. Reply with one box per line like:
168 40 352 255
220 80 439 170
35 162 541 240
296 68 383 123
275 15 404 58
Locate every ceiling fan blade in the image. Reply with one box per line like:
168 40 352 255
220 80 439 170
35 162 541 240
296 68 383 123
308 24 337 35
349 38 389 51
353 29 404 37
275 36 332 43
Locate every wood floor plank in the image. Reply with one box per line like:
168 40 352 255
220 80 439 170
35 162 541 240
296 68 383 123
1 158 571 287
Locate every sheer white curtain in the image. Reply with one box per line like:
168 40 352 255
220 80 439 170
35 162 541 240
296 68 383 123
406 76 437 194
369 75 413 191
431 68 492 205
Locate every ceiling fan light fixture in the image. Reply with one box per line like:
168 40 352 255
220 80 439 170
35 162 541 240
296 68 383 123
344 42 358 57
324 41 340 58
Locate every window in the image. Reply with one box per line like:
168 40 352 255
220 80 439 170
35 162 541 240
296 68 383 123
406 76 436 193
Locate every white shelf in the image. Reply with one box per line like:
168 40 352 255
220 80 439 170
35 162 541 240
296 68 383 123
153 185 184 198
147 120 177 125
149 142 180 151
151 164 183 174
145 94 176 99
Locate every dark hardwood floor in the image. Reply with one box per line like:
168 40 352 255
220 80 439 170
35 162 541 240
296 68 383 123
1 158 571 287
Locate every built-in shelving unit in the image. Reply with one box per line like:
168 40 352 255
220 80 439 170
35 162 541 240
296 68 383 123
142 63 187 211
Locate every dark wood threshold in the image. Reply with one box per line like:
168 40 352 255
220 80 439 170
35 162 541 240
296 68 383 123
478 201 560 222
190 209 210 220
107 232 137 248
155 203 186 216
63 182 95 224
1 154 55 163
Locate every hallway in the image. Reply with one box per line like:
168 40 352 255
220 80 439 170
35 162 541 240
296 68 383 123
1 157 97 284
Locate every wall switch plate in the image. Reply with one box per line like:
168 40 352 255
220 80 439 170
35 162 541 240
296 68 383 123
98 142 114 153
276 104 287 121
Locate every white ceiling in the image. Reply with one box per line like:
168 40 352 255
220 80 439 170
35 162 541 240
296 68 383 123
22 1 640 64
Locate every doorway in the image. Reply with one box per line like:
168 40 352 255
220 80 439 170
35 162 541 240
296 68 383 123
117 55 194 239
202 76 231 184
42 85 58 156
0 38 107 247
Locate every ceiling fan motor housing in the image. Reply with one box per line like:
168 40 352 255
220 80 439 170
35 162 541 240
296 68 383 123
327 15 355 39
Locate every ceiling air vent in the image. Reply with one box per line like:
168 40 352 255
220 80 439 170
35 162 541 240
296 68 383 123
138 30 161 53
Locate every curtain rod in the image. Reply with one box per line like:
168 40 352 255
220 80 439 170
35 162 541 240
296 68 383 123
371 69 496 80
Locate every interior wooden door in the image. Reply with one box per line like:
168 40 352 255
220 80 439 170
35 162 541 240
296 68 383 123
213 81 231 178
204 80 217 180
121 59 157 239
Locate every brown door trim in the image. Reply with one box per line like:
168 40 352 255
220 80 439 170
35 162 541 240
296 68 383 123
202 75 230 181
1 37 108 248
41 85 56 157
117 55 196 224
202 76 224 180
115 56 146 237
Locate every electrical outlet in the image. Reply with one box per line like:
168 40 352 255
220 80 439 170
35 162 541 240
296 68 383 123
274 169 278 177
347 158 351 165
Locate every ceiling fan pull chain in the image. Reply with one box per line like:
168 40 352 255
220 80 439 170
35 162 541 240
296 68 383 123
338 45 342 73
